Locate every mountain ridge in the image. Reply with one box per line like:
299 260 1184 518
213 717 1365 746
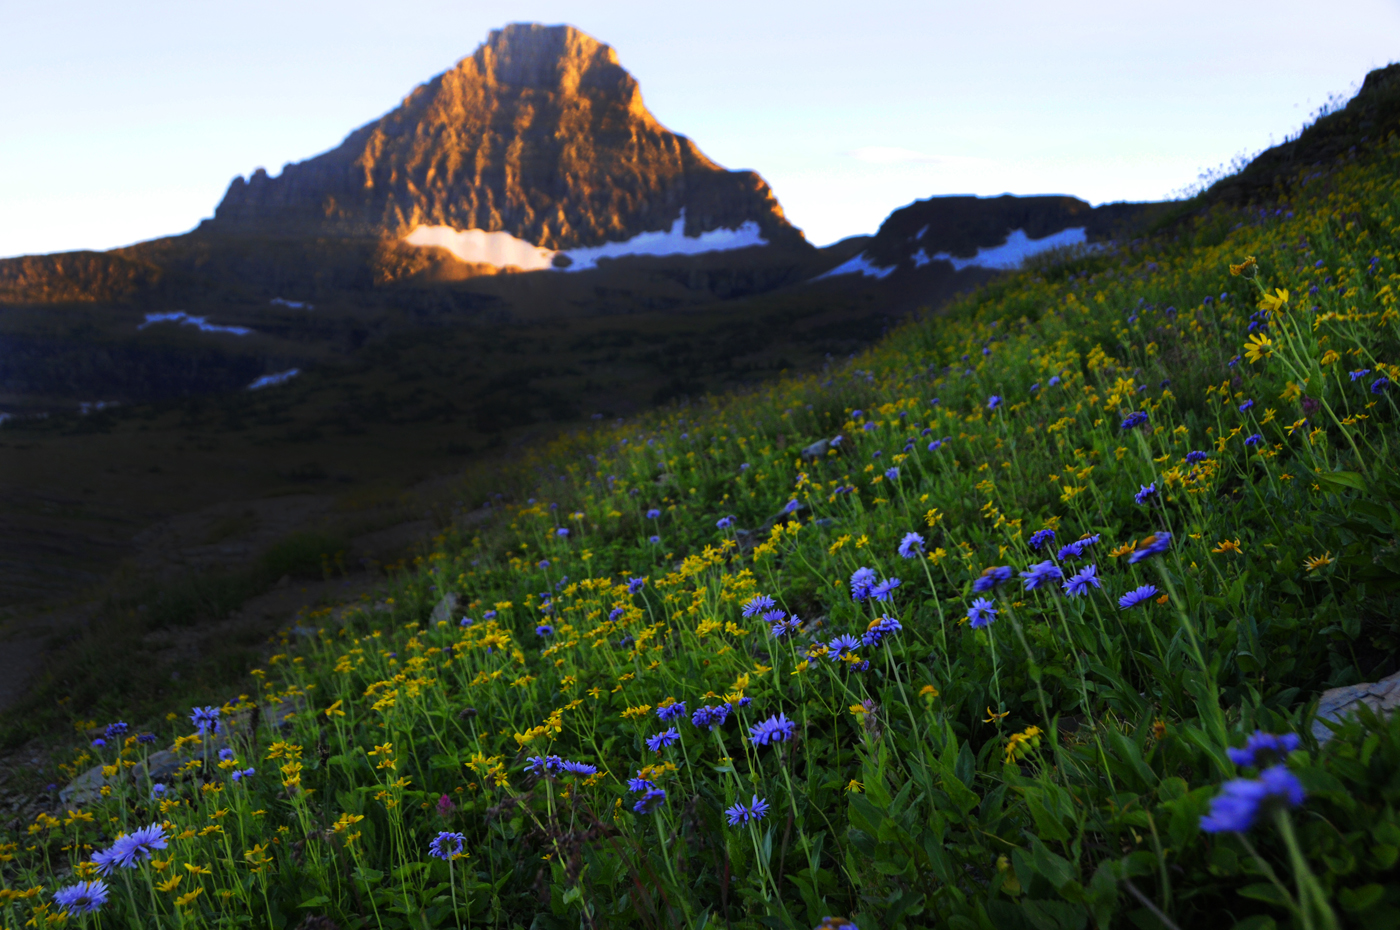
201 23 801 251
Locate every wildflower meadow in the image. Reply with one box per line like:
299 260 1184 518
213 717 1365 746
7 133 1400 930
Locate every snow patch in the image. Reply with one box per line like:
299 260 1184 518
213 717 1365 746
248 369 301 391
403 226 556 271
559 210 767 271
78 401 118 415
930 227 1087 271
138 312 251 336
271 297 314 310
813 253 896 281
911 248 932 268
913 225 929 241
401 208 768 274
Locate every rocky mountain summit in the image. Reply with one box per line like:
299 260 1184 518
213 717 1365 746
203 23 800 251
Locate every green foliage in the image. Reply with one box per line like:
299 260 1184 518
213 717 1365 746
8 135 1400 929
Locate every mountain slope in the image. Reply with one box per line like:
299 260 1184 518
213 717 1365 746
202 23 801 251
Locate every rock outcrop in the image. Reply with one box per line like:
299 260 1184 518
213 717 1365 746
201 23 801 251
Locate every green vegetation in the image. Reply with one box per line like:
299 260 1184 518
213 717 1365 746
8 130 1400 930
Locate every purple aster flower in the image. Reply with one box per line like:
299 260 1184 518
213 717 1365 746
656 702 688 723
1135 483 1158 505
483 610 497 619
627 775 655 792
559 760 598 776
1049 375 1062 386
428 831 467 860
104 722 128 739
609 607 625 622
190 705 221 734
91 738 106 748
150 783 167 798
646 508 662 519
459 616 474 627
627 576 646 593
1121 411 1149 430
727 794 770 826
1118 585 1159 610
1063 564 1101 596
53 880 109 914
850 567 878 601
1239 399 1254 412
968 597 997 628
137 733 156 744
862 616 902 647
987 395 1002 410
691 704 731 730
770 615 802 638
827 634 862 662
1027 528 1056 551
1200 765 1305 833
231 768 255 782
870 577 902 602
1019 560 1063 591
112 823 168 868
884 467 900 481
742 594 776 618
783 499 802 514
1186 450 1209 464
649 535 662 545
1056 534 1100 561
526 755 564 777
535 624 554 637
1128 532 1173 564
898 532 924 558
91 846 122 876
646 728 681 752
716 516 735 529
218 748 235 762
1373 377 1391 394
749 712 797 747
537 559 550 569
928 439 943 451
1227 731 1302 768
972 565 1014 593
1349 368 1372 382
556 527 570 537
633 788 667 814
1245 433 1264 446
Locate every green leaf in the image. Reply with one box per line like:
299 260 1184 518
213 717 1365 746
1236 882 1291 906
1339 884 1385 913
1316 470 1367 493
298 895 332 908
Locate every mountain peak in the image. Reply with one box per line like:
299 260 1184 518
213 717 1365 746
201 23 800 253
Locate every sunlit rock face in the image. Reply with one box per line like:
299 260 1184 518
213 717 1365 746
203 23 801 252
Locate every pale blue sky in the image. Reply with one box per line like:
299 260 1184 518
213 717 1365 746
3 0 1398 257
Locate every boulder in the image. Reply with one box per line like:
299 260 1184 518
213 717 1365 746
1311 669 1400 743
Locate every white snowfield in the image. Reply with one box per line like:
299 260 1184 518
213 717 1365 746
812 253 896 280
814 226 1090 281
248 369 301 391
137 312 252 336
402 209 768 273
270 297 314 310
929 227 1088 270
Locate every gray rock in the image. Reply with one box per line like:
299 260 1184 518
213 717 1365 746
800 438 831 460
430 593 458 625
1312 669 1400 743
59 765 110 807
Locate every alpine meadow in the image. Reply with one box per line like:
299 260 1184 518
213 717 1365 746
9 58 1400 930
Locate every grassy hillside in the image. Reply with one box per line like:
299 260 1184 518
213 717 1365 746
7 126 1400 929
